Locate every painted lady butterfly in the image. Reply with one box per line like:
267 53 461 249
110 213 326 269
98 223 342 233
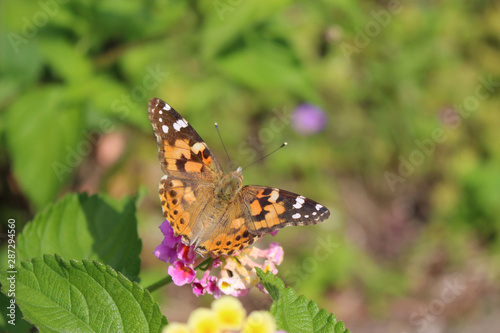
148 98 330 256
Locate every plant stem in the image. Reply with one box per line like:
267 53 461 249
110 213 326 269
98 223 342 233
145 257 213 292
146 275 173 293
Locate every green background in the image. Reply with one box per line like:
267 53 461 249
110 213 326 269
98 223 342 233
1 0 499 331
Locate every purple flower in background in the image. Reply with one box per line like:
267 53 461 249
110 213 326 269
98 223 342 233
292 104 327 135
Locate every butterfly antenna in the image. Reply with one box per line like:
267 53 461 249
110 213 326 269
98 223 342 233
215 123 233 171
241 142 287 171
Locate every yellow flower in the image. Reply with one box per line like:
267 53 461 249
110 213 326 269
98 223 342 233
163 322 190 333
242 311 276 333
188 308 221 333
211 296 247 330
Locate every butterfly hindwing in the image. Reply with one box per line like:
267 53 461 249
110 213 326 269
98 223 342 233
197 201 258 257
148 98 223 181
241 185 330 236
159 174 215 246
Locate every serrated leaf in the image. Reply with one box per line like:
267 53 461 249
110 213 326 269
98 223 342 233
257 268 350 333
6 87 83 210
0 255 167 332
17 193 142 280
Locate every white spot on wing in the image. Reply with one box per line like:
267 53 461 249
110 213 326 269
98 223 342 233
173 118 188 131
292 213 301 219
159 110 163 115
293 196 305 209
269 189 280 202
159 118 163 122
163 104 171 111
312 212 317 216
191 142 205 154
315 204 323 211
162 125 168 133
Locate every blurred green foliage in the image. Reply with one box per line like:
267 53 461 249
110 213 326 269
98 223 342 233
1 0 500 329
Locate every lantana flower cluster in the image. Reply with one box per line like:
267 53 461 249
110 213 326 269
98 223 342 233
154 220 284 297
163 296 286 333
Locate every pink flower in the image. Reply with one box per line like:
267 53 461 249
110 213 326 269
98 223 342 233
206 276 221 298
154 220 284 298
177 244 196 264
191 280 206 297
153 220 181 264
267 242 284 265
168 261 196 286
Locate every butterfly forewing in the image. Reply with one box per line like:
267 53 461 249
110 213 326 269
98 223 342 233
148 98 223 180
241 186 330 235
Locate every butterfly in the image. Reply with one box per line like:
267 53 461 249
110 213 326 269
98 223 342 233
148 97 330 257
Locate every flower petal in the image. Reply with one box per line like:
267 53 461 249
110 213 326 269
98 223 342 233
177 243 196 264
168 261 196 286
188 308 220 333
212 296 246 330
154 243 177 264
267 243 284 265
242 311 276 333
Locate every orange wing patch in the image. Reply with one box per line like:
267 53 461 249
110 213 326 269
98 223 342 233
161 139 215 174
185 161 204 173
183 186 196 204
163 139 191 160
231 217 245 229
250 200 262 215
191 142 213 166
159 176 193 240
199 219 257 256
245 188 290 234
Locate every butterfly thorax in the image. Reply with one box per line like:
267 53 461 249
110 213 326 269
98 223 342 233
215 170 243 203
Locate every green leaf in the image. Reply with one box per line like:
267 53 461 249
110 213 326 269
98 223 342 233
0 255 167 332
40 38 93 84
215 42 321 104
202 0 292 59
6 87 84 210
0 31 42 86
257 268 350 333
0 292 32 332
17 193 142 280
